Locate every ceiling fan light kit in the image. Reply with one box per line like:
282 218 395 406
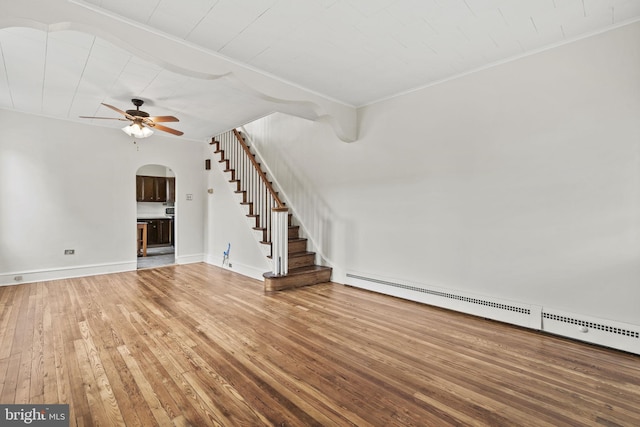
80 98 183 138
122 123 153 138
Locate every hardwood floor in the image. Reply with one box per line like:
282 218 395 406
1 263 639 426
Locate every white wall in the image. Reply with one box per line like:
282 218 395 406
0 110 206 284
242 22 640 328
203 145 271 280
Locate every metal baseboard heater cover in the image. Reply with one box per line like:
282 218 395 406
345 273 540 330
542 309 640 354
345 272 640 355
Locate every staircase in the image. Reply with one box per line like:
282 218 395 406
210 129 332 292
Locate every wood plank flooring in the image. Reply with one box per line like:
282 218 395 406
1 263 639 426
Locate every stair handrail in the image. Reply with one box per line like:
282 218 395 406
214 128 288 276
232 129 285 209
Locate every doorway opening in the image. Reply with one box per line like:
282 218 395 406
136 164 176 269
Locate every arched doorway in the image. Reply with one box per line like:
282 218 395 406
136 164 176 269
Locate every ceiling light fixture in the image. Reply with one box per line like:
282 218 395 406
122 123 153 138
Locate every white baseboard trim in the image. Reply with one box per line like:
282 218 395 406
0 261 137 286
205 255 266 281
0 254 260 287
176 253 205 265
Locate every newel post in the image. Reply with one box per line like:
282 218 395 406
271 207 289 275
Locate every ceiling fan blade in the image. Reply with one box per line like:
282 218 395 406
79 116 128 121
82 101 182 136
101 103 134 120
147 115 179 123
151 123 184 136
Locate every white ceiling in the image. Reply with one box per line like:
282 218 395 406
1 0 640 141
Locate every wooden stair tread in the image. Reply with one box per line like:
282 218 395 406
263 265 332 292
268 251 315 259
263 265 331 279
259 237 307 244
253 225 296 231
289 251 315 258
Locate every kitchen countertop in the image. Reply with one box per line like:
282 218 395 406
137 217 175 221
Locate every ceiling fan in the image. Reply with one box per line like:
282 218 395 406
80 98 183 138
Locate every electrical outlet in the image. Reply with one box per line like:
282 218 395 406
14 275 23 281
64 249 75 255
228 263 232 268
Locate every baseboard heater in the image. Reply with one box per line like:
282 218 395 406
345 272 640 355
345 273 541 330
541 309 640 354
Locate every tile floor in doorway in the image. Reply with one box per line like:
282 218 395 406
137 245 175 269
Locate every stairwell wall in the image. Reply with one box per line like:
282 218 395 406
242 22 640 329
203 142 272 280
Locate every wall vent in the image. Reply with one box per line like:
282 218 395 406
347 273 530 315
542 312 639 339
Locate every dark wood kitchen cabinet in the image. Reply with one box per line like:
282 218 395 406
137 176 153 201
158 219 171 245
155 177 167 201
136 175 168 202
141 218 173 246
145 219 159 245
166 177 176 203
136 176 144 201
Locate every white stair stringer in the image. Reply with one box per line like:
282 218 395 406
217 153 273 260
